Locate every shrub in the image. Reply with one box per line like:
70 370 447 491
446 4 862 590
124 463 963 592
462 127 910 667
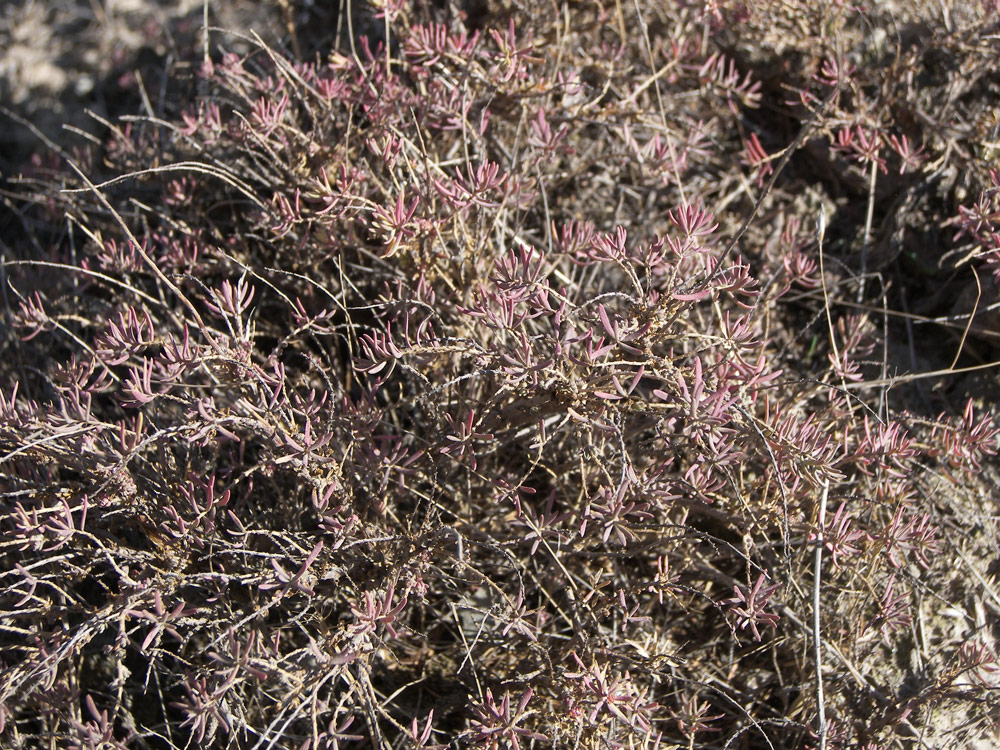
1 1 999 748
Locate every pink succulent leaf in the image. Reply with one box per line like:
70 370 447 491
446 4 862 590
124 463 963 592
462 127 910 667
723 572 781 641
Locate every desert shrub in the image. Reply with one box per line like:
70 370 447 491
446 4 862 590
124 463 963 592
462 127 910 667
1 1 999 749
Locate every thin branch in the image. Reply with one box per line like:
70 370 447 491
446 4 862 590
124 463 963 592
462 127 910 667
813 480 830 750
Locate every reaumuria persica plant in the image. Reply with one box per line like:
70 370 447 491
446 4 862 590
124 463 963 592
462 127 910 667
2 1 999 748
